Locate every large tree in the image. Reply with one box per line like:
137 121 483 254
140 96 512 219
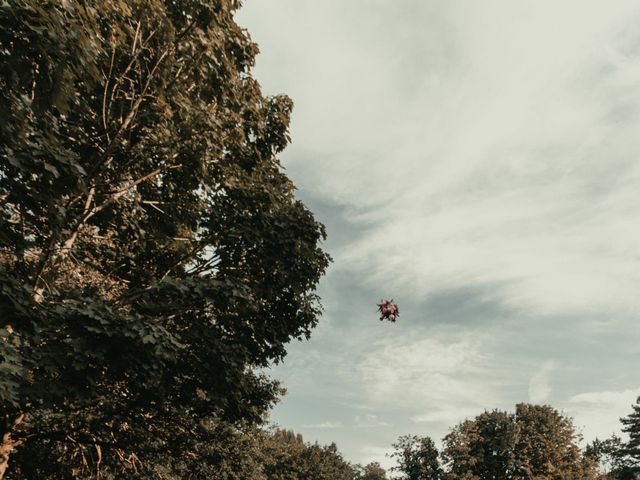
442 409 516 480
441 404 598 480
0 0 329 477
512 403 592 479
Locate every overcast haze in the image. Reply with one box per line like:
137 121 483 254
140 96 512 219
236 1 640 469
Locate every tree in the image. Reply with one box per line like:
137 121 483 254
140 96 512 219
9 415 273 479
355 462 388 480
300 442 357 480
260 429 357 480
512 403 596 479
392 435 443 480
261 429 308 480
586 435 637 480
0 0 329 477
619 396 640 476
442 410 516 480
596 396 640 480
441 404 598 480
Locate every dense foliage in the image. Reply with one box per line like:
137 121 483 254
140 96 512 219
261 429 357 480
385 404 599 480
587 397 640 480
9 424 360 480
441 404 598 480
355 462 388 480
0 0 329 477
391 435 442 480
620 397 640 474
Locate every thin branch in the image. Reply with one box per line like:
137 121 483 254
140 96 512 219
131 20 141 56
185 254 220 276
113 241 207 308
98 163 180 207
21 431 164 454
102 36 117 143
59 166 176 257
104 29 157 139
34 27 183 298
141 200 166 214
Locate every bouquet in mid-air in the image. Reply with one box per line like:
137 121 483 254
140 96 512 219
377 299 399 322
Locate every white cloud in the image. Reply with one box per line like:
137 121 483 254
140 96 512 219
357 332 500 416
302 415 392 430
302 421 344 429
411 407 478 426
354 414 391 428
528 361 554 404
358 444 395 472
566 388 640 442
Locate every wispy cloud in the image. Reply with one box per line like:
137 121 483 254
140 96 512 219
356 331 503 425
358 444 395 471
354 414 391 428
303 415 392 430
566 387 640 441
246 0 640 320
237 0 640 468
303 421 344 429
528 361 555 404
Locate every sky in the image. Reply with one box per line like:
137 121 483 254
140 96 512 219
236 1 640 470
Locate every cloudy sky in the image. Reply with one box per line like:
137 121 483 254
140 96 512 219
236 1 640 469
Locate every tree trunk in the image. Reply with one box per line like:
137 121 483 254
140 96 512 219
0 413 24 480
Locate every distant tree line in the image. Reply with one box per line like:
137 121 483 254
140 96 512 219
375 399 640 480
355 399 640 480
12 398 629 479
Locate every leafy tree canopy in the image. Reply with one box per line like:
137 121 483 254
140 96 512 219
259 429 357 480
355 462 389 480
590 396 640 480
0 0 329 476
441 404 598 480
586 435 637 480
391 434 442 480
